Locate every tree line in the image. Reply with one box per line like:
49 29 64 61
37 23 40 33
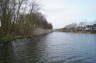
62 21 96 33
0 0 52 37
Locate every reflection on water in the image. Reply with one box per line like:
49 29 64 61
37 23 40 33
0 32 96 63
0 43 15 63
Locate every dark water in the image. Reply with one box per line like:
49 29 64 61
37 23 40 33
0 32 96 63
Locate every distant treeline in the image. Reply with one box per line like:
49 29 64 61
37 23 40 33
0 0 52 37
59 22 96 33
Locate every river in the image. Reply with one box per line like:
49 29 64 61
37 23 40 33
0 32 96 63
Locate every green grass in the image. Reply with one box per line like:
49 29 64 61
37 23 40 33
0 34 24 43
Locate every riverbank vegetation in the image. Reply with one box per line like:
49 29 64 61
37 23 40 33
0 34 24 43
56 22 96 34
0 0 52 43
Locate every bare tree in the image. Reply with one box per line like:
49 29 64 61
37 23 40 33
0 0 52 37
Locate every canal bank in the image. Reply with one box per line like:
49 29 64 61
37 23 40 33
0 28 52 44
0 34 24 44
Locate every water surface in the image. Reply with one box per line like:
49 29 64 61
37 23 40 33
0 32 96 63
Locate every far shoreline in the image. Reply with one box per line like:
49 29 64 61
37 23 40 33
54 31 96 34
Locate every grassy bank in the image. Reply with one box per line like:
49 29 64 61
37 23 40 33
69 31 96 34
77 31 96 34
0 34 24 44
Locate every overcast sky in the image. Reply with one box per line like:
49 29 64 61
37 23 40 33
40 0 96 29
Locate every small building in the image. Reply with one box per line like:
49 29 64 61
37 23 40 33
85 25 92 31
85 24 96 32
92 24 96 31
